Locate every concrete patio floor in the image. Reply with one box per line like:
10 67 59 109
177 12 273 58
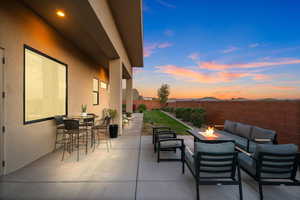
0 113 299 200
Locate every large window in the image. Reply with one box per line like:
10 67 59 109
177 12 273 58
24 45 67 124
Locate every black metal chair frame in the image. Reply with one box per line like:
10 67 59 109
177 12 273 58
157 138 185 174
154 129 177 153
185 140 243 200
152 126 171 144
62 119 89 161
240 151 300 200
54 115 65 151
92 116 111 152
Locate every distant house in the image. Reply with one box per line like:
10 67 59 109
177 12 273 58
143 97 154 100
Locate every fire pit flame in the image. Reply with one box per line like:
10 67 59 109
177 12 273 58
200 126 218 138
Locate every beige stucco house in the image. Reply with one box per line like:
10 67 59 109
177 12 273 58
0 0 143 175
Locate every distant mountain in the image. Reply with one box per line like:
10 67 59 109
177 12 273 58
231 97 249 101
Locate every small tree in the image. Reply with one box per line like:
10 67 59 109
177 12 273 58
157 84 170 105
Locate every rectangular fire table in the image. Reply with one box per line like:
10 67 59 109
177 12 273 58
186 129 252 156
186 129 235 143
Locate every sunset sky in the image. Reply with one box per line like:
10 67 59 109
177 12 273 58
133 0 300 99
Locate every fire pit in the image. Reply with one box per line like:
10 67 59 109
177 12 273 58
199 127 218 138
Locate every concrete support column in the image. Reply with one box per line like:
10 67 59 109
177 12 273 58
125 78 133 113
109 59 122 135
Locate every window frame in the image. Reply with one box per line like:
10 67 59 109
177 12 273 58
23 44 68 125
92 78 99 105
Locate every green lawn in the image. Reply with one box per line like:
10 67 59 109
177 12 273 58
143 110 190 135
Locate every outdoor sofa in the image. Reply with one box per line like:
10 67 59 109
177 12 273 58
216 120 277 153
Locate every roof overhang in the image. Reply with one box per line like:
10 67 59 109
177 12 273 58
21 0 144 68
108 0 144 68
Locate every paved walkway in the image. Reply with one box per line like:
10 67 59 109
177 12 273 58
0 113 299 200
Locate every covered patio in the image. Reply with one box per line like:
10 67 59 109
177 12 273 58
0 113 299 200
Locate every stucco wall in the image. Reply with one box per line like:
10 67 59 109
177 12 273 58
0 1 109 174
167 100 300 146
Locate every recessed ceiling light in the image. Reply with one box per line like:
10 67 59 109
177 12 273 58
56 10 65 17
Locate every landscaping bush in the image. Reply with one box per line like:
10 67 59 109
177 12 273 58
175 108 185 118
161 107 175 113
169 107 174 113
137 104 147 113
182 108 193 122
190 108 206 127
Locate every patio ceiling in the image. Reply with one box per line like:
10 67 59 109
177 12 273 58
21 0 143 68
108 0 144 68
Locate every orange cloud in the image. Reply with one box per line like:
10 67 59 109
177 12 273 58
156 65 270 83
199 59 300 70
254 84 296 90
144 42 173 57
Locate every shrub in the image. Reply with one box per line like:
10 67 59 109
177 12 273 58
137 104 147 113
182 108 193 122
175 108 185 118
169 107 174 113
190 108 206 127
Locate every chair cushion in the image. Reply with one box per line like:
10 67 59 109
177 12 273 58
216 130 248 150
238 153 256 175
248 141 256 153
254 144 298 178
160 140 182 148
253 144 298 160
230 135 248 150
185 147 195 173
235 123 252 139
224 120 237 133
251 126 276 142
157 134 175 140
195 142 235 177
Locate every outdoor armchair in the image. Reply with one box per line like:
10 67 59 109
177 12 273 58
92 116 111 152
157 138 185 174
154 129 177 152
185 140 243 200
238 144 300 200
152 126 171 144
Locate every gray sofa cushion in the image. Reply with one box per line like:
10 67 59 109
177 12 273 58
185 147 195 173
251 126 276 142
253 143 298 160
217 130 248 150
235 123 252 139
224 120 237 133
238 153 256 175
